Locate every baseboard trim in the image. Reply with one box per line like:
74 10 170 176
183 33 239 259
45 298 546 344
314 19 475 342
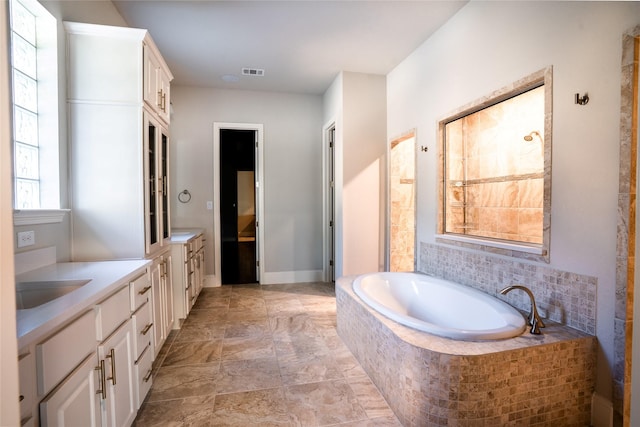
591 392 613 427
261 270 324 285
203 270 325 287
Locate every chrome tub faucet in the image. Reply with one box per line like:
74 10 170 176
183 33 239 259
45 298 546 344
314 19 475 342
500 285 546 334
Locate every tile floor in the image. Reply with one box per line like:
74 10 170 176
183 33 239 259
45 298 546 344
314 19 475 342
134 282 402 427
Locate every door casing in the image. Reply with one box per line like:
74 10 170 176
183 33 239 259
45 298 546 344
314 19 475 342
213 122 264 286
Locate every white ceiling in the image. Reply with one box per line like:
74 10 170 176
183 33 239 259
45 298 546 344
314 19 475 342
113 1 468 95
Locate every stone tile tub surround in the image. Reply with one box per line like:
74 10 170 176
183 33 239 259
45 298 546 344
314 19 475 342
337 276 596 426
421 242 597 336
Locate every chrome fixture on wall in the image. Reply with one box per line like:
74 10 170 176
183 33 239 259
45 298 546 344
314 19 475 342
575 92 589 105
523 131 541 142
500 284 546 334
178 189 191 203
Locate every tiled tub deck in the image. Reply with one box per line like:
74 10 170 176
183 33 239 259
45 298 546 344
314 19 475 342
336 276 596 426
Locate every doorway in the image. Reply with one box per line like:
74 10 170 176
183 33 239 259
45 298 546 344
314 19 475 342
388 131 416 272
213 123 264 286
220 129 256 284
324 123 336 282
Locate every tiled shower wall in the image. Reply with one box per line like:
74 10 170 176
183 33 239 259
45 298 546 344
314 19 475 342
389 136 415 272
445 86 545 244
419 242 597 335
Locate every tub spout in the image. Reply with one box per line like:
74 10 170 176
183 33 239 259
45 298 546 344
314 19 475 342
499 285 545 334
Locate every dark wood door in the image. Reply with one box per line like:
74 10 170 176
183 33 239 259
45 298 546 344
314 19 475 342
220 129 257 284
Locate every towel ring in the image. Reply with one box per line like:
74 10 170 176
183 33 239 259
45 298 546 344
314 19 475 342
178 189 191 203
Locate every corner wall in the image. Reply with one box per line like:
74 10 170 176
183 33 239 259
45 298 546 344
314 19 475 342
169 87 324 283
323 72 387 277
386 1 640 424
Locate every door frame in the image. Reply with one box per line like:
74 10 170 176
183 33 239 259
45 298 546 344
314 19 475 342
323 122 336 282
213 122 264 286
387 129 417 272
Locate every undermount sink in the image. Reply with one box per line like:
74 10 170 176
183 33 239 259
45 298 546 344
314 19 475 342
16 279 91 310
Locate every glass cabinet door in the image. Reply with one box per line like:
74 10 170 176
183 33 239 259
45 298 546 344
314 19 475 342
160 127 170 243
144 111 160 255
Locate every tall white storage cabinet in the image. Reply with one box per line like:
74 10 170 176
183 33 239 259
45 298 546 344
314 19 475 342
65 22 175 358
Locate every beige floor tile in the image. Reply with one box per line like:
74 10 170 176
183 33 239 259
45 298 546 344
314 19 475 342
216 357 283 394
135 395 216 427
279 353 344 386
147 364 220 402
174 321 226 342
162 340 223 367
221 334 276 360
212 387 292 427
347 375 397 419
270 314 318 336
224 317 271 338
135 283 399 426
183 307 229 324
284 379 368 426
192 295 230 309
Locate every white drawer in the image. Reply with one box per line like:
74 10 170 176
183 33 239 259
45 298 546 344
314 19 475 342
96 285 130 341
194 234 203 251
132 301 153 359
36 311 95 396
134 345 153 409
18 351 36 422
130 271 151 311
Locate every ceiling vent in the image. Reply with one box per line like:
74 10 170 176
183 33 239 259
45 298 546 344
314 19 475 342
242 68 265 77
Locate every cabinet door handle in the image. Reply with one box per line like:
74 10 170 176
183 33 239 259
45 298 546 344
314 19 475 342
157 89 163 108
141 322 154 336
95 360 107 400
19 395 24 402
138 285 152 295
105 348 116 386
143 369 152 382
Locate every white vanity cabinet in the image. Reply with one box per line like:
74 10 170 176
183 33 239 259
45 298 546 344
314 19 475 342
18 264 153 427
38 286 135 427
39 352 101 427
97 320 136 427
144 44 171 124
129 272 153 408
18 350 36 426
64 21 173 262
170 230 205 328
151 249 174 358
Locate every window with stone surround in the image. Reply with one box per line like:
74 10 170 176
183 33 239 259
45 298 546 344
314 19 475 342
438 68 552 262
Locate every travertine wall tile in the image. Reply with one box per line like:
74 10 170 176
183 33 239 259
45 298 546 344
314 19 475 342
336 277 595 426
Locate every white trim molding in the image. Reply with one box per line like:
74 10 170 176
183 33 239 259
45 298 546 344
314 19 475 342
13 209 70 226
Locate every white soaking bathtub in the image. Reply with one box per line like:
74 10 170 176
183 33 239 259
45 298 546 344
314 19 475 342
353 272 526 340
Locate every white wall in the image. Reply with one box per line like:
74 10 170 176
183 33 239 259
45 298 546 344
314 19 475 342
1 3 19 424
386 0 640 416
342 72 387 275
170 86 324 282
322 72 387 277
4 2 127 422
12 1 129 262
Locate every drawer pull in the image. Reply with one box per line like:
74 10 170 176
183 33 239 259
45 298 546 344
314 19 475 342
143 369 152 382
138 285 151 295
95 360 106 400
141 323 153 335
105 348 116 386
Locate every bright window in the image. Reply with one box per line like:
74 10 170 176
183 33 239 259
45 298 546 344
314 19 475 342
9 0 59 212
438 68 552 262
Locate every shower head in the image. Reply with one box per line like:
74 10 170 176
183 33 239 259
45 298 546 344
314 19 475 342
524 131 541 142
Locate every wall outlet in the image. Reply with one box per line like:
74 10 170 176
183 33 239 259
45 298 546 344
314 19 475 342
206 201 213 210
17 230 35 248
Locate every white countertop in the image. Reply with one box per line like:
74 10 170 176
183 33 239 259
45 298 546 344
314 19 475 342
169 228 204 244
16 259 150 349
